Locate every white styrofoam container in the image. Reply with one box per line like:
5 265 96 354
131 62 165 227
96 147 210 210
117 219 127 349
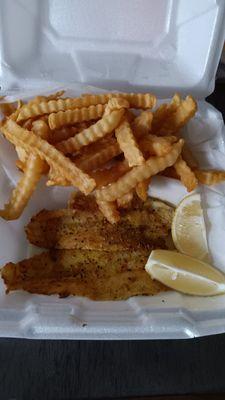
0 0 225 340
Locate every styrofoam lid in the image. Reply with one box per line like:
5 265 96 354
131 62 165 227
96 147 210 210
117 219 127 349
0 0 225 98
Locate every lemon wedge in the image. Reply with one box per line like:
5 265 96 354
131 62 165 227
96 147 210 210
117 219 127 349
145 250 225 296
172 193 209 260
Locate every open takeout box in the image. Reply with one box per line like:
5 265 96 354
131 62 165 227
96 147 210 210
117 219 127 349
0 0 225 339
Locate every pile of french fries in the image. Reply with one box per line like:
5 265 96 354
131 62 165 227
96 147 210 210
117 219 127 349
0 90 225 223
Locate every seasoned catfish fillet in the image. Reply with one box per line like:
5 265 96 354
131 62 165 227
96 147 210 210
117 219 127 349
1 249 166 300
26 194 174 251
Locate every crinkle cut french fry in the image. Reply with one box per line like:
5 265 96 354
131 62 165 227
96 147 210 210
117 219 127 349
16 92 156 122
2 119 96 195
114 93 156 109
139 135 177 156
0 100 23 122
0 154 44 220
96 198 120 224
16 98 101 122
1 117 53 219
75 134 177 173
90 161 130 188
16 146 28 164
46 166 70 187
32 119 50 140
103 98 129 116
125 110 136 123
50 126 79 144
156 96 197 136
50 122 93 144
82 92 156 109
151 94 181 134
117 191 134 208
174 156 198 192
95 139 184 202
48 104 105 130
22 118 33 130
8 100 24 121
115 119 145 167
182 143 199 168
56 109 125 154
27 90 65 105
74 137 120 172
32 120 50 171
136 178 151 201
16 159 25 172
161 167 180 180
17 119 49 170
74 134 176 174
132 111 153 139
15 152 50 175
17 98 85 122
0 102 17 117
47 179 69 187
194 169 225 185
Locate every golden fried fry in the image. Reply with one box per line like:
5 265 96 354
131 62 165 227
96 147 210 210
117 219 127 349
27 90 65 105
117 191 134 208
182 143 199 168
82 92 156 109
139 135 177 156
32 119 50 140
56 109 124 154
161 167 180 180
132 111 153 139
50 126 79 144
17 120 49 170
48 104 105 130
95 139 184 201
156 96 197 136
96 198 120 224
194 169 225 185
115 119 145 167
174 156 198 191
74 137 120 172
151 94 181 134
117 93 156 109
46 166 70 187
16 159 25 172
49 122 92 144
90 161 130 188
6 100 24 121
75 133 173 174
0 117 53 219
0 153 44 220
16 93 156 122
125 110 136 123
2 119 96 195
136 178 151 201
16 146 28 164
103 98 129 116
16 98 95 122
75 133 176 175
22 118 33 130
0 102 17 117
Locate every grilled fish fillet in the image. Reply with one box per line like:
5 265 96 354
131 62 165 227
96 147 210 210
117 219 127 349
1 249 166 300
26 194 174 251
